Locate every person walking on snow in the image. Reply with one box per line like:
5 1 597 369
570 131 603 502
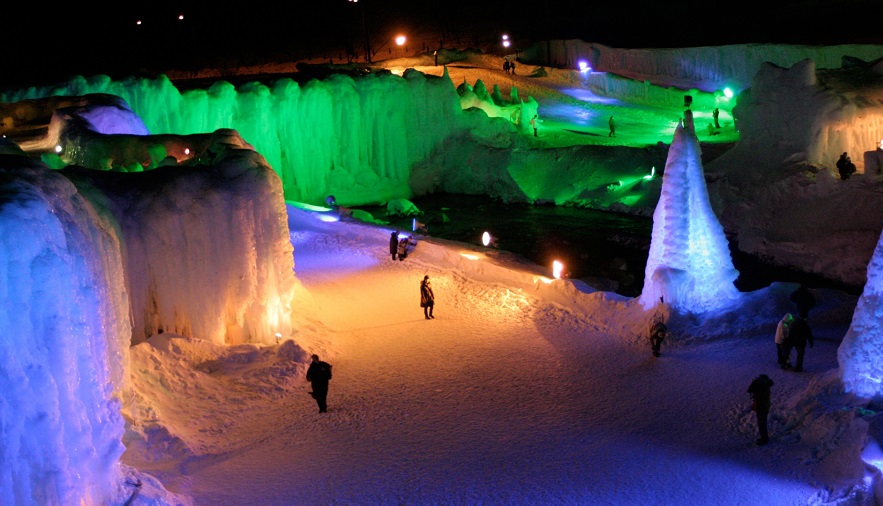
788 316 814 372
775 313 794 369
306 354 333 413
608 116 616 137
747 373 774 445
420 275 435 319
389 230 399 261
530 115 538 137
790 284 816 319
648 320 667 357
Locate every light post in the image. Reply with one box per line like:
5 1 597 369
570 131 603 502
395 35 406 58
348 0 371 63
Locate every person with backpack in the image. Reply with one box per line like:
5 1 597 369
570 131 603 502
747 373 774 446
789 316 814 372
306 354 333 413
775 313 794 369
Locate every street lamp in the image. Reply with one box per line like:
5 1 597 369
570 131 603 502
348 0 371 63
396 34 406 58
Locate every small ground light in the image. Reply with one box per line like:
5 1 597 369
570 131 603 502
275 332 282 343
553 260 565 279
578 60 591 72
55 145 62 153
482 231 492 246
723 87 734 98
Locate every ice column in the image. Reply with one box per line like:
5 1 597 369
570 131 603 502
839 226 883 398
639 115 740 313
0 163 128 505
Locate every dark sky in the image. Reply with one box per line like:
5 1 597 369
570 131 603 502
4 0 882 89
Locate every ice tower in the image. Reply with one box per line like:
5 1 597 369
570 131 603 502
838 227 883 398
639 113 740 313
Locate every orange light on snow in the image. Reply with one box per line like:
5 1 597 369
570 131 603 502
552 260 565 279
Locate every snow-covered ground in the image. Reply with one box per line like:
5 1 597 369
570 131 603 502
121 205 869 505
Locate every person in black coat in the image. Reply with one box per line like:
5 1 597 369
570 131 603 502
420 275 435 319
790 284 816 319
789 317 814 372
389 230 399 261
306 354 333 413
747 374 774 445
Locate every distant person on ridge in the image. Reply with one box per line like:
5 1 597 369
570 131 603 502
530 115 538 137
790 284 816 319
390 230 400 261
788 316 813 372
306 354 333 413
774 313 794 369
420 275 435 319
838 153 856 180
503 60 511 74
747 373 774 445
608 116 616 137
712 107 720 129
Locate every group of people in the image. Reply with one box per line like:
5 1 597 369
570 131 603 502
389 230 417 261
503 59 516 75
645 286 818 447
748 283 817 445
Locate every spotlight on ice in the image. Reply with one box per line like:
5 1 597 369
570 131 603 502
578 60 591 73
552 260 565 279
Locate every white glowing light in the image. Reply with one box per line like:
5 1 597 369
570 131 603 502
723 87 734 98
578 60 591 73
502 34 509 40
503 40 511 48
55 145 62 153
184 148 190 155
643 166 656 180
552 260 564 279
178 14 184 20
460 252 480 261
395 35 406 46
482 231 491 247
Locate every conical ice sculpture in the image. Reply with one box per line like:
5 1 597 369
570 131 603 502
639 112 740 313
838 225 883 398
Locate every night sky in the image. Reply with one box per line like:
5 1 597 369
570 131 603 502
4 0 882 89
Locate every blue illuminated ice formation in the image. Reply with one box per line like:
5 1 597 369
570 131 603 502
639 114 740 313
839 226 883 397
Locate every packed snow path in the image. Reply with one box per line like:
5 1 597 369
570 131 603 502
177 216 846 505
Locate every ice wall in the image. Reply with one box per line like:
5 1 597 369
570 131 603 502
838 226 883 398
0 160 130 505
65 129 296 345
639 115 740 313
2 69 464 206
527 41 883 94
726 58 883 173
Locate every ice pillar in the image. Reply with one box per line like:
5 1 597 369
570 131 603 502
639 116 740 313
839 225 883 398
